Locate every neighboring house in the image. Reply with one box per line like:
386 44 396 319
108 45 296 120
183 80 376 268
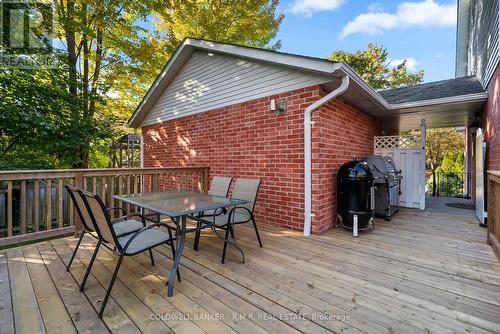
128 38 487 235
456 0 499 223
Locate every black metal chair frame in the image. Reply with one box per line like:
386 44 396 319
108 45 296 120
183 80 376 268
192 177 232 250
64 185 144 272
77 189 181 319
194 181 263 263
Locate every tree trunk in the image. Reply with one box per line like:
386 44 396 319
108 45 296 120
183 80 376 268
432 170 437 196
64 0 78 97
88 26 103 117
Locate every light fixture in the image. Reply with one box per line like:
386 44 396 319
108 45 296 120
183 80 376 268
469 112 481 135
269 99 287 116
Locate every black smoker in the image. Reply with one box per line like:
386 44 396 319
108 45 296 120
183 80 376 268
336 159 375 235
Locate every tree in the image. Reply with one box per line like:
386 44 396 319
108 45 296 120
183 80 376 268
54 0 283 167
424 128 464 196
0 55 113 169
0 0 283 169
326 43 424 89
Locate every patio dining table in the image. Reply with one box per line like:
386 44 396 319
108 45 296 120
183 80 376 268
113 190 248 296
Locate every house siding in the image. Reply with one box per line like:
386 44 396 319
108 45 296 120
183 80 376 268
141 50 332 127
484 64 500 171
142 85 381 233
458 0 500 87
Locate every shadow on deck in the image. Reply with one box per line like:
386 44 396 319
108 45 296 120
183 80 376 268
1 208 500 334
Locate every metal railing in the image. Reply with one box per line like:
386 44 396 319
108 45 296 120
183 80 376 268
429 172 470 197
0 167 209 247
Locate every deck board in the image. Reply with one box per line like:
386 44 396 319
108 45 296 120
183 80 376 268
1 208 500 334
7 248 46 334
0 253 14 334
36 242 110 334
23 246 77 334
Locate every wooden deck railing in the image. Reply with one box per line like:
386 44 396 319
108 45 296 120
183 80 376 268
0 167 209 247
487 171 500 262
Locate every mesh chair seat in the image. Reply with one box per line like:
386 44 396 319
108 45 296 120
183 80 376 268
210 212 251 226
118 228 174 255
113 219 144 237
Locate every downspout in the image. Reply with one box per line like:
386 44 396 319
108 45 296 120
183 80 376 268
303 75 350 236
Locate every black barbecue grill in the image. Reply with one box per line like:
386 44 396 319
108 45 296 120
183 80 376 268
366 155 402 220
336 159 375 235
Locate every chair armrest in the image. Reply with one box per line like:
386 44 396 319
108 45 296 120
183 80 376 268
226 206 253 224
113 213 146 226
122 222 173 252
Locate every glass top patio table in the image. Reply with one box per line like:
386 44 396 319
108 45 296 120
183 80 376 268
113 190 248 217
113 190 249 297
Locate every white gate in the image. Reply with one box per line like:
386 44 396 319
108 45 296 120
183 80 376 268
374 132 426 210
475 128 486 224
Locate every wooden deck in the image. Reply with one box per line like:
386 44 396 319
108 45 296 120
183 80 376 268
1 208 500 334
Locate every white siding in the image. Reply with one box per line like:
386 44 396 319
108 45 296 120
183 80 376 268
466 0 500 87
140 51 332 126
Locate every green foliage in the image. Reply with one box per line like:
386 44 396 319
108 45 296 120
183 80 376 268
2 0 283 169
439 152 464 176
326 43 424 89
108 0 283 112
0 55 114 169
408 128 465 196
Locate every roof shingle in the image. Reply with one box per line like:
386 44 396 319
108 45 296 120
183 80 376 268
378 76 485 104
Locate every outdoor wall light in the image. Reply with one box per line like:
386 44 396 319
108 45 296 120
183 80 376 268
269 99 287 116
469 112 481 135
469 124 478 136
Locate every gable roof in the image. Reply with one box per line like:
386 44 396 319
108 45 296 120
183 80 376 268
378 76 485 104
127 38 389 127
128 38 488 130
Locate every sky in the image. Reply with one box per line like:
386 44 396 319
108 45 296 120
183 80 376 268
275 0 457 83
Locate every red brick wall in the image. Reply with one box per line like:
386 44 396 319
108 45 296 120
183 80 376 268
484 65 500 170
142 85 380 233
311 95 381 233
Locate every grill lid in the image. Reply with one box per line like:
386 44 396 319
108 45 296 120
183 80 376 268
338 160 372 180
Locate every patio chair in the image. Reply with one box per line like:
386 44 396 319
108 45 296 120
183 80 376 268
77 189 181 318
64 185 144 272
196 178 262 263
193 176 232 250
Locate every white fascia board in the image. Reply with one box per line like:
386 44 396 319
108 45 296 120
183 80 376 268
336 64 391 109
186 38 341 75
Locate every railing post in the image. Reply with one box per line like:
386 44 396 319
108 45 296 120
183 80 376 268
487 172 500 262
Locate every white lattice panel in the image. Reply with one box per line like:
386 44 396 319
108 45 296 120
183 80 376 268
374 135 421 150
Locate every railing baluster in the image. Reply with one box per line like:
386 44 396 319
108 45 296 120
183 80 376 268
46 179 52 230
118 175 123 211
109 176 114 220
69 178 74 226
126 175 131 213
34 180 40 232
92 177 97 193
101 177 107 207
58 179 63 228
20 180 26 234
7 181 12 237
133 175 139 212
